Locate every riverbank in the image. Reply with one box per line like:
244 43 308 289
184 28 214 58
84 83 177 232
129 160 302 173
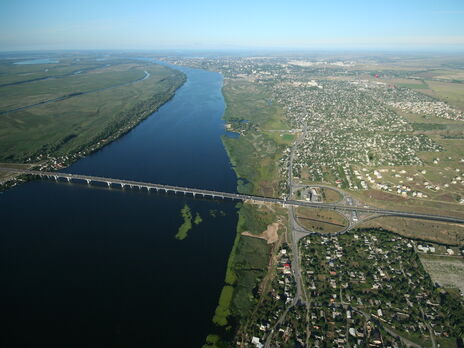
205 78 290 347
0 62 186 191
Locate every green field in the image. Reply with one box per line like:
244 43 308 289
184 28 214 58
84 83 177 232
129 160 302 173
396 82 428 89
411 123 447 131
0 65 146 112
422 80 464 111
0 57 105 85
0 59 185 163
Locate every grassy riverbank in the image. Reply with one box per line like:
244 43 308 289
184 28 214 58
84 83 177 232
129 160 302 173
206 204 275 347
221 79 289 197
205 79 289 347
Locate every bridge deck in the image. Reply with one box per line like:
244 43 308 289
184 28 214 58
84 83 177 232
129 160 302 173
2 167 464 225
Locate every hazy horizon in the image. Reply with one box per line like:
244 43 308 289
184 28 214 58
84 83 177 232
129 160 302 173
1 0 463 52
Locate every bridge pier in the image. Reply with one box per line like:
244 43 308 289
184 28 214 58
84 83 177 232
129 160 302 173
120 183 125 189
3 167 464 226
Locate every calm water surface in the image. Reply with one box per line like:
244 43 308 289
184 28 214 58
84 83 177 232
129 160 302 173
0 64 237 347
13 58 60 64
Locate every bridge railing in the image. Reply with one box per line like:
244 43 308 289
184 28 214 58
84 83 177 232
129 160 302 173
2 167 464 225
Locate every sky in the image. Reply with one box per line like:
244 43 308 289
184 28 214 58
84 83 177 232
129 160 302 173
1 0 463 52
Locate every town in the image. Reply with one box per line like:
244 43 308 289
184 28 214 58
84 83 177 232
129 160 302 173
239 229 464 348
163 56 464 207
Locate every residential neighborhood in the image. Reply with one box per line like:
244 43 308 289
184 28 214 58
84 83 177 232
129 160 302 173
239 229 464 348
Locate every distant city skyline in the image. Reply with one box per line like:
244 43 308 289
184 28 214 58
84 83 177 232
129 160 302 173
1 0 463 52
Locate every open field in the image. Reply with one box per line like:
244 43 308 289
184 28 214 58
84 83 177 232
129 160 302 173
420 253 464 292
395 79 429 89
384 77 464 113
0 56 107 86
0 64 146 112
348 126 464 218
358 216 464 245
383 72 464 111
296 207 348 233
321 187 342 203
0 61 185 164
345 101 464 218
421 80 464 111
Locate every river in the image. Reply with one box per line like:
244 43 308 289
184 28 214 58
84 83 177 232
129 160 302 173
0 63 238 347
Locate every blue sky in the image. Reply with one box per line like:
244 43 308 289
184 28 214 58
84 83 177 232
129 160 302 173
1 0 463 51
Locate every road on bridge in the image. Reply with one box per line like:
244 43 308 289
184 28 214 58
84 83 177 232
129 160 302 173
2 166 464 225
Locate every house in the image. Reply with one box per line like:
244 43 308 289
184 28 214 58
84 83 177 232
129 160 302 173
251 337 263 348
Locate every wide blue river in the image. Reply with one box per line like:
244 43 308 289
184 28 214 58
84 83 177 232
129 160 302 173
0 63 238 347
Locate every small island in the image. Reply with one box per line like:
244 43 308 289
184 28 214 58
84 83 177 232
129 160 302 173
175 204 193 240
175 205 203 240
194 212 203 225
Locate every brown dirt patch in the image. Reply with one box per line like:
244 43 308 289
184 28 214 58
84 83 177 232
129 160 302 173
321 187 342 203
242 222 280 244
258 181 275 197
296 207 348 234
434 193 456 203
363 189 406 202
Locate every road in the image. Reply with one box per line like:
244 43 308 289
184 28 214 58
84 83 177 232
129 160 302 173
2 167 464 225
264 123 454 346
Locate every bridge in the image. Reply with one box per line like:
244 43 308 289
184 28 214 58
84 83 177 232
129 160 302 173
3 167 464 225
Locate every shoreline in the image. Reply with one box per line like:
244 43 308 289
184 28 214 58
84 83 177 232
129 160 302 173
205 81 274 347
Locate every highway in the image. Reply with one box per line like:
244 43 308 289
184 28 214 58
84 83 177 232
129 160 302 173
2 167 464 225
